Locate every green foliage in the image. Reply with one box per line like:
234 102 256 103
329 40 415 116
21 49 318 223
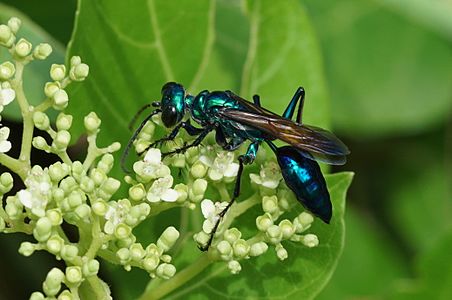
305 0 452 138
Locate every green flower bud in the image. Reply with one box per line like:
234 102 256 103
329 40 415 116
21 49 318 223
115 223 132 240
143 254 160 272
100 178 120 195
53 130 71 150
70 63 89 81
190 161 207 178
0 172 13 194
129 183 146 201
44 268 64 297
171 154 185 168
82 259 100 277
157 226 180 252
193 231 210 247
33 43 52 60
227 260 241 274
90 169 106 186
7 17 21 34
173 183 188 203
50 64 66 81
65 266 83 285
249 242 268 257
279 219 295 239
5 196 22 220
217 240 233 261
14 38 32 57
0 61 15 80
75 204 91 219
156 263 176 279
0 25 13 46
68 191 84 209
223 228 241 244
116 248 131 263
29 292 45 300
32 136 49 150
302 234 319 248
53 89 69 109
233 239 250 259
60 177 77 193
57 290 73 300
33 111 50 130
256 213 273 232
266 224 282 244
160 254 172 264
262 195 279 214
18 241 36 256
71 161 84 180
92 200 108 216
130 243 146 261
294 212 314 232
97 154 114 173
33 217 53 242
46 209 63 226
84 112 101 133
60 245 79 262
276 244 288 261
129 203 150 220
46 235 64 254
56 113 73 131
48 162 70 182
80 177 94 193
189 178 207 202
70 56 81 67
52 188 65 203
44 81 60 98
0 216 5 232
107 142 121 153
83 112 101 134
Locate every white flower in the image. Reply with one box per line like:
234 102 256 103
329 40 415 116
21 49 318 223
201 199 228 233
0 87 15 110
0 126 11 153
199 148 239 181
146 175 178 203
104 200 130 234
133 148 170 180
17 166 52 217
250 161 282 189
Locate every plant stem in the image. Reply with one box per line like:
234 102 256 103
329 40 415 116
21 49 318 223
139 253 212 300
0 153 27 180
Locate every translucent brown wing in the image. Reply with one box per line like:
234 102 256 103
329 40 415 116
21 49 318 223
218 108 350 165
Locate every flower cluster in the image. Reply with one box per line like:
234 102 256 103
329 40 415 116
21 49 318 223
0 15 323 299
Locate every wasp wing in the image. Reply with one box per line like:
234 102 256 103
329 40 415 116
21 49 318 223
218 108 350 165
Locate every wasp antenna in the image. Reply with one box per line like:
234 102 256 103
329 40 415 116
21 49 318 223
151 101 161 108
121 109 162 173
128 104 152 131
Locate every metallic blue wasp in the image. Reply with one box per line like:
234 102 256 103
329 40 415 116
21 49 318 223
121 82 350 250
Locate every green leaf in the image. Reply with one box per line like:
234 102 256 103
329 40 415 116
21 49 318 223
304 0 452 137
0 3 65 121
318 208 409 299
66 0 215 144
241 0 330 128
159 172 353 300
375 0 452 41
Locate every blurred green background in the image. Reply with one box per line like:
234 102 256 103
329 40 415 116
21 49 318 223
0 0 451 299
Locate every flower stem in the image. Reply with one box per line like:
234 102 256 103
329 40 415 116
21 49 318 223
139 253 212 300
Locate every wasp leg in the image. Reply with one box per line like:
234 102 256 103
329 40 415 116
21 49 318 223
252 94 261 106
282 87 305 124
223 136 245 151
161 128 212 157
141 120 204 154
121 109 162 173
199 141 260 251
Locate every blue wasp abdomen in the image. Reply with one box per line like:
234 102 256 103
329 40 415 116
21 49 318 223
275 146 332 223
